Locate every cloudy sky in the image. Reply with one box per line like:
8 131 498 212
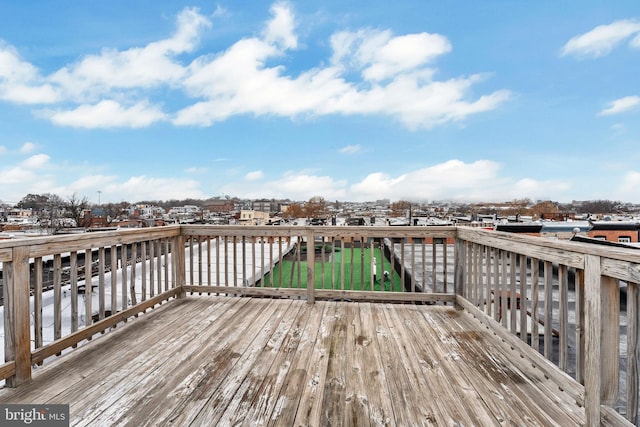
1 1 639 205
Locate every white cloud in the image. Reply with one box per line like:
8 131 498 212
49 7 211 102
21 153 50 169
615 171 640 201
20 142 37 153
561 19 640 58
339 144 361 154
262 2 298 50
0 154 54 201
107 176 206 201
221 170 348 200
186 167 208 174
42 100 167 128
216 160 572 203
172 4 509 128
331 29 451 81
2 3 508 130
599 95 640 116
245 170 264 181
0 41 60 104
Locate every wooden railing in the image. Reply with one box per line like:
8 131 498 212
180 225 456 304
456 227 639 426
1 224 638 425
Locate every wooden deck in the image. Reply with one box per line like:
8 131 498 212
0 296 586 426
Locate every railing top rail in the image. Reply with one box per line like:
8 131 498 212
458 227 640 279
181 224 458 238
0 225 182 261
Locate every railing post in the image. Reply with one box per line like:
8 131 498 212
584 254 601 426
174 233 186 298
306 230 315 304
4 245 32 387
454 236 465 297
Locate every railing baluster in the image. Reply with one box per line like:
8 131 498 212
242 236 247 288
519 254 527 342
34 256 43 356
490 248 498 320
99 247 106 320
559 264 568 371
121 244 128 322
362 236 367 292
340 239 345 290
259 236 264 288
54 253 62 346
543 260 553 360
164 239 170 291
197 237 202 290
485 246 492 317
443 239 448 295
111 244 118 313
207 236 212 289
331 237 336 290
149 241 155 298
431 239 437 293
500 250 508 329
251 236 255 288
141 241 147 301
130 243 137 307
531 257 540 351
509 252 517 334
628 282 640 424
575 268 584 384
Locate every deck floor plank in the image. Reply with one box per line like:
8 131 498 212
186 298 299 426
388 304 485 426
442 307 584 426
357 303 395 426
74 296 259 426
267 301 327 426
291 302 337 427
139 297 292 426
409 304 539 426
113 297 277 426
0 298 200 404
0 296 587 426
215 299 305 425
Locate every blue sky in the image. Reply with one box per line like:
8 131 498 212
1 1 640 205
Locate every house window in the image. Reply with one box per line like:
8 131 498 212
593 235 606 240
618 236 632 243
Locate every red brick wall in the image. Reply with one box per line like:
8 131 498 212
587 229 638 243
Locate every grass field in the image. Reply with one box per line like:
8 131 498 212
259 247 404 291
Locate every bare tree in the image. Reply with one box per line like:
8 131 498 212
67 193 90 227
101 202 128 225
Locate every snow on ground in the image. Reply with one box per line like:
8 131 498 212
0 237 297 378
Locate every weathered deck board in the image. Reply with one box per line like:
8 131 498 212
0 296 587 426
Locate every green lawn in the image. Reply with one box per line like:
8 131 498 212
259 247 403 291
